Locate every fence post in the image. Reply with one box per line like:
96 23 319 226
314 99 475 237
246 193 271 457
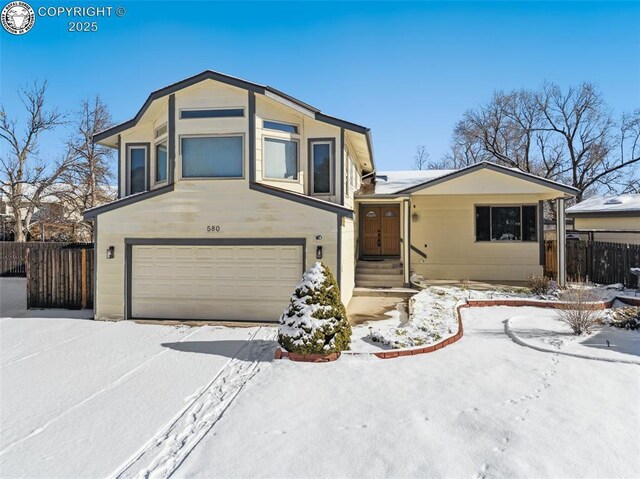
25 248 30 308
81 249 87 309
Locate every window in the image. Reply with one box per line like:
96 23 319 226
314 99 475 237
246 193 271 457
180 109 244 119
155 124 167 138
155 142 167 183
181 136 243 178
263 120 298 134
310 140 333 195
264 138 298 180
127 145 147 195
475 205 537 242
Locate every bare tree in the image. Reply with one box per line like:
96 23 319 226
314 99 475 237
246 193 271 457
446 82 640 200
60 96 115 240
0 80 72 241
413 145 431 170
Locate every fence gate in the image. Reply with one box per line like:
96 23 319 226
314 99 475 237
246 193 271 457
26 247 94 309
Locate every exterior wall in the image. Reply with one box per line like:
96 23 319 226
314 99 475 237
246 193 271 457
343 137 362 211
409 194 548 282
95 181 339 320
340 217 355 305
573 216 640 230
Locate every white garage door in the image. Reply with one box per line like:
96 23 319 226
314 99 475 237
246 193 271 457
131 243 303 321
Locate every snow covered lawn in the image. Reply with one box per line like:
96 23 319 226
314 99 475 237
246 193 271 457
2 306 639 478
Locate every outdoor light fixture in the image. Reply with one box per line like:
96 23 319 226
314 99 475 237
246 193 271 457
412 212 419 222
316 246 323 259
106 246 115 259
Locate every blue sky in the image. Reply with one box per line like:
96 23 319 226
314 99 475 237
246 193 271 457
1 1 639 172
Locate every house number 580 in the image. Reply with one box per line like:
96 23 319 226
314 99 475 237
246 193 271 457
206 225 221 232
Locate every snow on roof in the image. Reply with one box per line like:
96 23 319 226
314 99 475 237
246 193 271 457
373 170 455 194
566 194 640 214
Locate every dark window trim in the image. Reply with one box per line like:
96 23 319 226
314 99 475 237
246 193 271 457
262 136 300 182
263 119 299 134
179 134 245 180
124 237 307 322
179 108 244 119
308 137 336 197
125 142 150 196
475 204 538 243
154 141 168 185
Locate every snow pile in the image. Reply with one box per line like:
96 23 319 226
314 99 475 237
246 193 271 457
278 262 351 354
366 286 561 350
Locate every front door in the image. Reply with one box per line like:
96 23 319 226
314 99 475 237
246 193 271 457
360 205 400 256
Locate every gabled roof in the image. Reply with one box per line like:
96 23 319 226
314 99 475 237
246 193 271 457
93 70 375 171
396 162 579 196
370 170 455 195
566 194 640 216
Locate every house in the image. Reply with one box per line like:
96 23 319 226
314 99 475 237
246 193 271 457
84 70 577 322
566 194 640 244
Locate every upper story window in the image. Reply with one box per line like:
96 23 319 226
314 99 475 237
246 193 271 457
155 142 168 183
155 124 168 138
263 120 298 134
264 138 298 180
475 205 537 242
181 135 243 178
127 144 148 195
180 108 244 119
310 139 334 195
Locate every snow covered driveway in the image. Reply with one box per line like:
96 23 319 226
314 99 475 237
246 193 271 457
1 306 638 478
0 318 276 478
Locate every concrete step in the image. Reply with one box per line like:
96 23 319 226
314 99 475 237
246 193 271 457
355 273 403 282
355 268 403 276
352 287 418 299
356 261 402 270
356 278 406 288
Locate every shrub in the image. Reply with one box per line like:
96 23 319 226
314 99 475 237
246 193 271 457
555 287 601 335
526 273 551 296
609 307 640 330
278 262 351 354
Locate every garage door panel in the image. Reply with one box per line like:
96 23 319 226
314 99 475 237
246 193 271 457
131 243 303 321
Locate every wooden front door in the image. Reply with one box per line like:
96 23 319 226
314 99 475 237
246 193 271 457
360 205 400 256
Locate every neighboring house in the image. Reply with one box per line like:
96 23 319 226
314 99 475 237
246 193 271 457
85 70 577 322
566 194 640 244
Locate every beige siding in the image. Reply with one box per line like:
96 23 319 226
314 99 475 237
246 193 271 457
95 181 339 320
340 217 355 305
573 216 640 231
410 194 548 282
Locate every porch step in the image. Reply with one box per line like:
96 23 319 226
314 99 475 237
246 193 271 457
356 259 402 269
356 268 403 276
355 278 405 288
352 287 418 299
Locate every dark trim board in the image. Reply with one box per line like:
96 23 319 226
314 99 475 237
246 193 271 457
248 91 256 182
249 181 354 219
116 135 121 199
124 237 307 322
538 200 545 266
168 94 176 184
339 128 345 205
83 183 174 219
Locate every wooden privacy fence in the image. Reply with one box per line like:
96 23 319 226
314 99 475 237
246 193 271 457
0 242 92 277
544 240 640 288
26 247 94 309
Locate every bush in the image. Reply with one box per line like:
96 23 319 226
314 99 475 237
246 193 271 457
609 307 640 330
278 262 351 354
555 287 601 335
526 273 551 295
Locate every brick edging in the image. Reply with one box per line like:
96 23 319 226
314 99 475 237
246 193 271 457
274 294 638 362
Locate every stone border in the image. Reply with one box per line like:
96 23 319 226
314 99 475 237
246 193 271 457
274 294 640 362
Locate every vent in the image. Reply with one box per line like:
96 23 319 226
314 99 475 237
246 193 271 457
604 197 623 205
